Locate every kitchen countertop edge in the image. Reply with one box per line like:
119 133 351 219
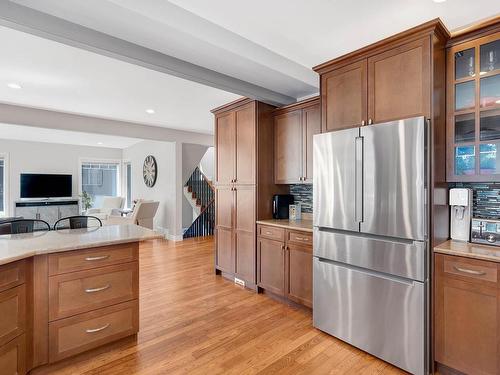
256 219 313 233
0 224 163 266
434 239 500 263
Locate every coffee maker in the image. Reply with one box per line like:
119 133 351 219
449 188 472 242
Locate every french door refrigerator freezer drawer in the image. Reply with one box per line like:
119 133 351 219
313 228 425 281
313 257 425 375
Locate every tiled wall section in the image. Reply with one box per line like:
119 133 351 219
453 182 500 219
289 184 313 213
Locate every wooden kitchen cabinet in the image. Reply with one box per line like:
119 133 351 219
368 38 430 123
215 111 235 185
215 185 234 274
446 24 500 182
234 185 256 282
435 253 500 375
286 243 313 308
0 335 26 375
321 60 367 132
257 238 285 296
213 99 286 287
274 110 303 184
314 20 448 131
274 97 320 184
257 224 312 308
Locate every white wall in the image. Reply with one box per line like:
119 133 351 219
199 146 214 181
0 138 122 216
123 140 183 239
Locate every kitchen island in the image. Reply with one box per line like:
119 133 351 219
0 224 161 374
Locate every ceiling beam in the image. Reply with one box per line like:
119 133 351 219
0 0 296 106
0 102 214 146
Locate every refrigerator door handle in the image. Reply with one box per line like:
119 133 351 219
355 136 363 223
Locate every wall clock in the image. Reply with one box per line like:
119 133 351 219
143 155 157 187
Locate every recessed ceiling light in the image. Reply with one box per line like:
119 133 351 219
7 83 22 89
97 142 103 145
145 109 155 114
432 0 446 2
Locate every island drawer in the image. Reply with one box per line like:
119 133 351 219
286 230 313 246
0 285 26 346
49 262 138 321
0 334 26 375
257 225 285 241
48 243 139 275
0 260 26 293
48 300 138 363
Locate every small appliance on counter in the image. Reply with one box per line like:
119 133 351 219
272 194 294 219
289 204 302 221
472 218 500 246
449 188 472 242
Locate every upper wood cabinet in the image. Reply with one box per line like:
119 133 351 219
215 112 236 185
274 98 320 184
214 101 255 185
321 60 367 132
446 25 500 182
315 20 449 131
275 110 303 184
368 38 430 124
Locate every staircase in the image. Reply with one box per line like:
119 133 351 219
183 167 215 238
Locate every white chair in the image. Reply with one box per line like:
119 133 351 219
106 200 160 229
86 196 124 221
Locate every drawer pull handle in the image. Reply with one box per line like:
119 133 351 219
295 237 308 241
85 255 110 261
85 323 110 333
453 266 486 276
85 284 111 293
265 232 273 235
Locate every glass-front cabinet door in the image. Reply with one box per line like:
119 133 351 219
448 31 500 181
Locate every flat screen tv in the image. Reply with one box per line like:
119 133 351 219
20 174 72 198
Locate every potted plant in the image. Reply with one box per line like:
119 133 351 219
80 191 93 213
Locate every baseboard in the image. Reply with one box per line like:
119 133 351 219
166 233 183 241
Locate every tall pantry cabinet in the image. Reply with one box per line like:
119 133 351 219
212 98 286 288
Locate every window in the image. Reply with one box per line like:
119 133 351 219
0 156 5 216
124 162 132 209
81 161 120 208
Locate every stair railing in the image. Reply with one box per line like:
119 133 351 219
183 199 214 238
183 166 215 238
185 167 214 210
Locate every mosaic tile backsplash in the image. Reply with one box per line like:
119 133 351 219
452 182 500 219
290 184 313 213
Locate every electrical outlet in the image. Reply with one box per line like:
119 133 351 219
234 277 245 287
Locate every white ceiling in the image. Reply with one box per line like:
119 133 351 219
1 0 499 138
0 123 142 149
13 0 500 69
0 25 240 135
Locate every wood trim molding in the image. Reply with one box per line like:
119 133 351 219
313 18 450 74
211 98 254 115
273 96 320 116
447 15 500 47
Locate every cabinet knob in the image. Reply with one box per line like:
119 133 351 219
368 118 373 125
361 120 366 126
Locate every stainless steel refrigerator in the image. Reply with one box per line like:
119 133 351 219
313 116 428 375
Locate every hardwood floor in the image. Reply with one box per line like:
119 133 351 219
32 237 407 374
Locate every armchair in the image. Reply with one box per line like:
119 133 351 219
106 200 160 230
85 196 124 221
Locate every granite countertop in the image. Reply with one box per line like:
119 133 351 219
0 224 162 266
434 240 500 263
256 219 313 232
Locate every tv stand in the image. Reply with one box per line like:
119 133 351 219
15 198 79 227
